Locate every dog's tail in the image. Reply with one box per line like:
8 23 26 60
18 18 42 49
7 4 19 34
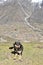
9 47 13 49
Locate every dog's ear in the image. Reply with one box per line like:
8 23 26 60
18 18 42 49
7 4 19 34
9 47 13 49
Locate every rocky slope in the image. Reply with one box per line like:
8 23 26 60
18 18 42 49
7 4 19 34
0 0 43 42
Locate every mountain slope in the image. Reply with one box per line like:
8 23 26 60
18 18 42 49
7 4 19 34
0 0 43 42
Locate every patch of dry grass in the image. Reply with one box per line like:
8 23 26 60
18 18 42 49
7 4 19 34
0 42 43 65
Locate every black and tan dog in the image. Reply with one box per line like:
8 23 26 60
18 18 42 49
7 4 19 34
9 41 23 60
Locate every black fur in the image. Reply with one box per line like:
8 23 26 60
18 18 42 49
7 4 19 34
9 41 23 55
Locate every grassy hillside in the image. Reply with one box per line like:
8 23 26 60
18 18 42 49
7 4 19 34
0 42 43 65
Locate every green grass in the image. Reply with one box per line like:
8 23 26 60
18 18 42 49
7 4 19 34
0 42 43 65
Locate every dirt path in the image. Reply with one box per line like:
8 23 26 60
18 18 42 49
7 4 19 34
18 1 41 32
